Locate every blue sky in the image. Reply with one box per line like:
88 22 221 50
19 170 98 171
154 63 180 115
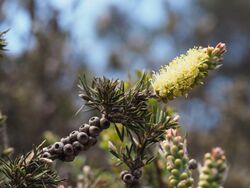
0 0 232 129
1 0 194 75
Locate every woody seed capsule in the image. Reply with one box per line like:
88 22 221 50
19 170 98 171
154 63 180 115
188 159 198 170
69 131 79 142
88 116 100 127
53 142 64 154
42 152 51 159
47 145 56 155
61 136 70 145
123 173 134 184
120 170 129 179
63 144 74 156
77 132 89 144
79 124 90 133
89 126 100 137
100 117 110 129
73 141 84 154
42 147 49 153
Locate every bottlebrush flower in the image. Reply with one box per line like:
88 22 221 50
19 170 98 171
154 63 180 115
151 43 226 101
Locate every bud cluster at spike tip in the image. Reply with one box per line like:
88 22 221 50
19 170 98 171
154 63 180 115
151 43 226 101
198 147 228 188
41 115 110 162
161 128 195 188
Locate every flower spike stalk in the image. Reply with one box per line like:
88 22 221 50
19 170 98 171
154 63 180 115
198 147 228 188
151 43 226 101
161 128 195 188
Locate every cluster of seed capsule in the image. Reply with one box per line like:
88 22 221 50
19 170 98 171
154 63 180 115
41 115 110 162
161 128 195 188
198 147 227 188
120 169 142 186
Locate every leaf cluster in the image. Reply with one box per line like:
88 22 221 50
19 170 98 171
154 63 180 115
108 102 179 172
79 73 179 173
0 143 62 188
78 74 151 132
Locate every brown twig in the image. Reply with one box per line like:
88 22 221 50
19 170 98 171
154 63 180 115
0 113 9 149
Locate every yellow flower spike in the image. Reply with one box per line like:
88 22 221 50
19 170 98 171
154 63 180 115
151 43 226 101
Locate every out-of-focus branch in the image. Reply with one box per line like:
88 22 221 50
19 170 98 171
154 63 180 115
0 112 8 149
154 160 167 188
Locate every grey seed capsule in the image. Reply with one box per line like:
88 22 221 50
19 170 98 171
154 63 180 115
123 173 134 184
63 144 74 156
53 142 64 154
73 141 83 153
100 117 110 129
61 136 70 145
47 145 56 155
42 147 49 153
42 152 51 159
89 116 100 127
120 170 129 179
69 131 79 142
89 126 100 137
77 132 89 144
40 157 53 164
63 155 75 162
132 169 142 179
88 136 97 146
79 124 90 133
188 159 198 170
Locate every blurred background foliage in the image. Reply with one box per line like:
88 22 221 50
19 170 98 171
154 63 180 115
0 0 250 187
